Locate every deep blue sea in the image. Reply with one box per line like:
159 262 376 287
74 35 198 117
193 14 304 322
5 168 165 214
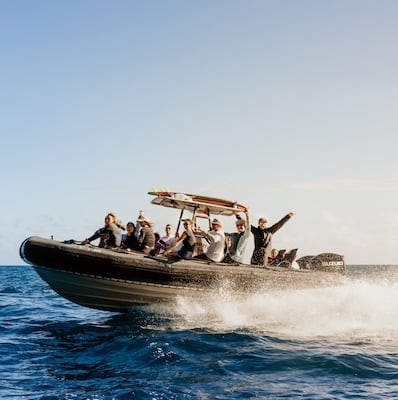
2 265 398 399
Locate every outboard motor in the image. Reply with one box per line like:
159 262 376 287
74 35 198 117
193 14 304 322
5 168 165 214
296 253 345 273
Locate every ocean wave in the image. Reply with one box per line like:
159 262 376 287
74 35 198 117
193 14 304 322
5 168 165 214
2 266 398 399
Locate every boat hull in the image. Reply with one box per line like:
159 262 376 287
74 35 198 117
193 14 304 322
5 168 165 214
20 236 345 313
33 266 203 312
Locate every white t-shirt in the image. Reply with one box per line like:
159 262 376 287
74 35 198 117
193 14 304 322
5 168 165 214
160 235 176 246
206 230 225 262
158 235 177 254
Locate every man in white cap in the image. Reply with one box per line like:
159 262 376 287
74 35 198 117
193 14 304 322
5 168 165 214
197 218 225 262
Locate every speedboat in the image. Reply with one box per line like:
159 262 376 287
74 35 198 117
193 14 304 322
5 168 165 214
20 191 345 313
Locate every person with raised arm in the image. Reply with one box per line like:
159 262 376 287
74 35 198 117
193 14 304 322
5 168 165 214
250 211 295 266
224 211 250 263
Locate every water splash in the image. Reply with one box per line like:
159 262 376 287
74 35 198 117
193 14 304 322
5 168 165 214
148 278 398 342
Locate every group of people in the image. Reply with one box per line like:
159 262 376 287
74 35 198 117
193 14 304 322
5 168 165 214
82 211 155 254
82 209 295 267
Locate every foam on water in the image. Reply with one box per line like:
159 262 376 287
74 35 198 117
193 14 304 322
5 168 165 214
149 278 398 342
2 266 398 399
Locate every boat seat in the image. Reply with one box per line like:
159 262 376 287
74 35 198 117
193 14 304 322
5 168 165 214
192 231 210 257
284 248 298 263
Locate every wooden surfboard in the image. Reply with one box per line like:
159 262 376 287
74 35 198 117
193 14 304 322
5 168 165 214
148 191 248 216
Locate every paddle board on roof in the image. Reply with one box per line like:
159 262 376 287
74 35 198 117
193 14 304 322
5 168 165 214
148 191 248 216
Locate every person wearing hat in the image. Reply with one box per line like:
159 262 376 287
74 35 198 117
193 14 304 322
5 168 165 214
250 211 295 266
134 210 146 240
137 216 155 255
196 218 225 262
163 219 196 260
224 211 250 264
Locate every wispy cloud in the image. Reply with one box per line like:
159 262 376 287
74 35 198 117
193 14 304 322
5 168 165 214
217 178 398 197
292 178 398 192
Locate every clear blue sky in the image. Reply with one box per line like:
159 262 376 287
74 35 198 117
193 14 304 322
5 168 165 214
2 0 398 264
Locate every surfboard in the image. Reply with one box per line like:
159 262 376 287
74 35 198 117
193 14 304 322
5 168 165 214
148 191 248 216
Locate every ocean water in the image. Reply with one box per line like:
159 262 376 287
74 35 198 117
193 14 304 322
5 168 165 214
2 266 398 399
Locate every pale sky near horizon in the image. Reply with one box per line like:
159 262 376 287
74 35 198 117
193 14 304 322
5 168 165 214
2 0 398 265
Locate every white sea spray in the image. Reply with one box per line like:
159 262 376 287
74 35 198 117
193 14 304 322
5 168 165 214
149 277 398 344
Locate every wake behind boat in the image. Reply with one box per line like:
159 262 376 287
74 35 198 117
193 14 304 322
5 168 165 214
20 191 346 313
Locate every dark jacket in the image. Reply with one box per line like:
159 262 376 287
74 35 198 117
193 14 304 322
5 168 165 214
250 214 292 265
121 233 139 251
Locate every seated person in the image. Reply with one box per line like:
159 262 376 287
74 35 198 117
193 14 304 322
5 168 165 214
267 248 280 265
155 224 177 255
163 219 196 260
137 217 155 255
192 227 210 257
82 214 121 248
195 218 225 262
222 235 234 263
107 212 126 231
121 221 139 251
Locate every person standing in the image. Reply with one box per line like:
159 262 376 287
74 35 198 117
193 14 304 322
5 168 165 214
250 212 295 266
224 212 251 263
